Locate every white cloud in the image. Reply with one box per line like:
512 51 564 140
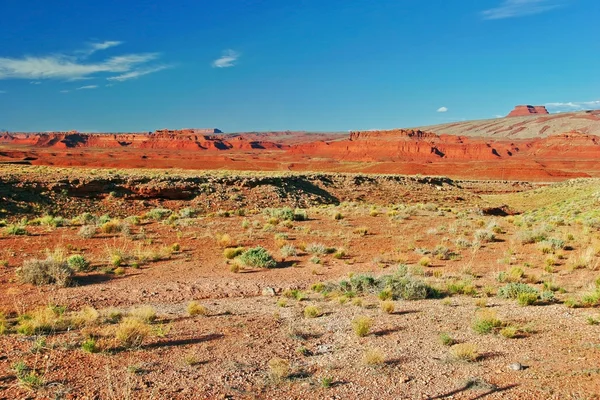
437 106 448 113
90 41 122 52
212 49 239 68
545 100 600 113
482 0 562 20
30 81 41 85
0 42 167 82
107 65 169 81
76 85 98 90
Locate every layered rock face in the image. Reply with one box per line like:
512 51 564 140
507 105 549 117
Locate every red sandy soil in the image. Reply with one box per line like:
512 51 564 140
0 170 599 399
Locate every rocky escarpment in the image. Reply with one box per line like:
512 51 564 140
508 105 549 117
0 169 480 219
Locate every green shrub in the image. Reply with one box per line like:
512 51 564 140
145 208 172 220
67 255 91 272
237 247 277 269
498 283 539 301
4 225 28 236
81 338 99 353
472 310 503 334
517 292 538 306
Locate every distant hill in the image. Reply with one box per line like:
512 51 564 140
415 110 600 139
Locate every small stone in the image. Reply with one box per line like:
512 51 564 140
509 362 524 371
262 287 276 296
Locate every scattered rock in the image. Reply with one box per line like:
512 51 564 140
261 287 276 296
509 362 525 371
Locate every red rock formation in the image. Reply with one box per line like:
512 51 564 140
507 105 549 117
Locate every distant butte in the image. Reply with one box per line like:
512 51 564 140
507 105 549 117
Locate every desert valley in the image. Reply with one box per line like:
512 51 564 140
1 105 600 399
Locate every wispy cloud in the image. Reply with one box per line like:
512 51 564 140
0 90 6 94
0 41 168 82
76 85 98 90
482 0 562 20
59 90 70 93
545 100 600 113
212 49 240 68
437 106 448 113
107 65 169 81
30 81 41 85
89 41 122 53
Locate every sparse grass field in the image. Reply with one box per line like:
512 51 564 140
0 166 599 398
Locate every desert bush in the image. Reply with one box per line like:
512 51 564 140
446 279 477 296
187 301 208 316
100 219 127 234
268 358 290 381
75 212 97 225
497 283 539 301
216 233 233 248
81 338 99 353
115 317 151 348
223 247 244 259
178 208 197 218
17 306 72 335
362 348 384 366
303 305 322 318
439 332 456 346
472 310 503 334
237 247 277 269
67 254 91 272
145 208 172 220
78 225 96 239
418 256 431 267
353 227 368 236
280 244 297 258
18 257 74 287
264 207 294 221
129 305 157 323
380 301 395 314
474 229 495 243
306 243 327 255
71 306 100 327
4 224 28 236
351 316 373 337
450 343 478 362
293 209 308 221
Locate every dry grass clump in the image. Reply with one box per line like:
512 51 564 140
223 247 244 260
380 301 395 314
129 305 157 323
268 357 290 381
187 301 208 316
363 348 385 366
351 316 373 337
115 317 152 348
17 306 71 335
450 343 479 362
71 306 100 327
17 256 74 287
303 305 322 318
78 225 96 239
216 233 233 248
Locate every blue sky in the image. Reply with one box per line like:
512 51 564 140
0 0 598 132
